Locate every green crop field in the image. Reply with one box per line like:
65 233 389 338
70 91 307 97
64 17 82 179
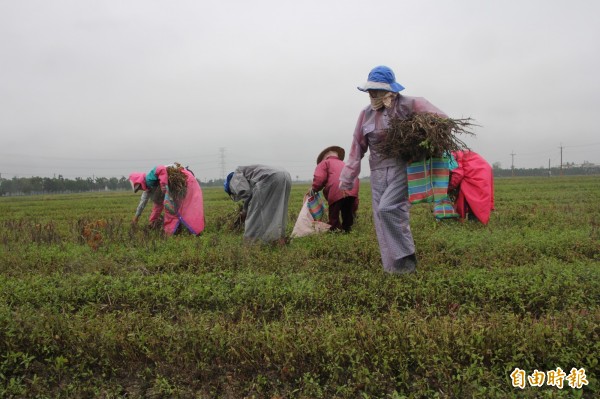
0 176 598 398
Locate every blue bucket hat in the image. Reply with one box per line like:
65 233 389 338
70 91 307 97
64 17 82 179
357 65 405 93
223 172 234 195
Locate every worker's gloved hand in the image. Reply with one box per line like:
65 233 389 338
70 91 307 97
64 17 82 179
308 189 317 197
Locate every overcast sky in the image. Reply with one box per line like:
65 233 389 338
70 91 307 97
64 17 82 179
1 0 599 181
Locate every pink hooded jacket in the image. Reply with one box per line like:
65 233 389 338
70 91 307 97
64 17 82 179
129 165 205 235
128 171 166 223
312 155 359 205
449 151 495 224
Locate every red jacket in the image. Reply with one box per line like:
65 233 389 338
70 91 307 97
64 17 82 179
312 155 359 205
449 151 495 224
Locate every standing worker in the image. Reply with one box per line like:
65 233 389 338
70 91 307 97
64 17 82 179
311 145 359 232
339 65 448 274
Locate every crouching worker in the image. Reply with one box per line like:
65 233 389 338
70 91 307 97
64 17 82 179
224 165 292 245
129 163 205 235
448 150 495 224
312 146 360 232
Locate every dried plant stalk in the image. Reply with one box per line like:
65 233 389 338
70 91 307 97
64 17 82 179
167 163 187 200
374 113 477 161
215 203 245 232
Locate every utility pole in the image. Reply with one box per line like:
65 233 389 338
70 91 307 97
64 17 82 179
510 151 516 177
559 143 563 176
548 158 551 177
219 147 226 180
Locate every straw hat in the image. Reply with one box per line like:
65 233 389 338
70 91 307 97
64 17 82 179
317 146 345 164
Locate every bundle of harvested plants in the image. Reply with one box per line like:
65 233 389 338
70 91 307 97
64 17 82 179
215 203 245 232
374 113 477 161
167 163 187 201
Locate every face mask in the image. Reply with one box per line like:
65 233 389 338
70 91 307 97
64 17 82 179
370 92 396 110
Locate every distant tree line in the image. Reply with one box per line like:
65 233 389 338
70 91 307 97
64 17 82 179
0 175 132 196
2 165 598 196
492 163 600 178
201 178 226 187
0 175 228 196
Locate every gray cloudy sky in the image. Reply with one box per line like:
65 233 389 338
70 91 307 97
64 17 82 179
1 0 599 181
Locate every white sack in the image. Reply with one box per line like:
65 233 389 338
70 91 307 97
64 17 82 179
291 198 331 238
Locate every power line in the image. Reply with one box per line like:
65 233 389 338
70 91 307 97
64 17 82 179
563 142 600 148
0 152 223 163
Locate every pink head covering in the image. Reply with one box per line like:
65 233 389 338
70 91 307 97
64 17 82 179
128 173 147 192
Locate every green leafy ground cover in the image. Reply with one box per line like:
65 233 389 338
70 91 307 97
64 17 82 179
0 176 598 398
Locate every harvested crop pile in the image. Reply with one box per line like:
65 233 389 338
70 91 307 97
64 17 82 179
215 203 245 232
374 113 477 161
167 163 187 200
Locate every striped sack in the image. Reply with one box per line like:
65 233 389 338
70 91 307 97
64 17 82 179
431 158 458 219
306 192 326 221
408 158 459 219
407 158 435 204
431 158 451 202
433 198 459 219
